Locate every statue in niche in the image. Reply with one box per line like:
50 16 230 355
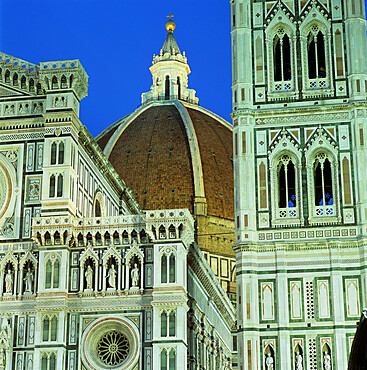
107 264 116 289
4 270 13 294
323 351 331 370
0 347 5 366
131 263 139 288
295 351 303 370
23 268 33 293
85 265 93 290
266 352 274 370
1 317 9 333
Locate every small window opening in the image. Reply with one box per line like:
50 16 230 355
165 76 170 100
314 156 333 206
177 76 181 99
58 142 64 164
308 30 326 79
278 157 296 208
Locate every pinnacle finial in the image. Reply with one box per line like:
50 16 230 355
165 13 176 33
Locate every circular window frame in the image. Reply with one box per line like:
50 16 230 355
81 317 140 370
0 155 17 228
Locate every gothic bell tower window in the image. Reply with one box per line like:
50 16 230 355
270 151 302 226
274 34 291 84
266 24 297 99
301 21 333 97
313 154 334 215
307 151 340 224
278 156 296 209
307 29 326 81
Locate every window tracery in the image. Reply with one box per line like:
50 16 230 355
45 254 60 289
160 348 176 370
49 173 63 198
300 17 332 96
306 147 339 223
266 16 297 98
160 247 176 284
160 310 176 337
269 138 302 226
307 27 326 80
42 314 58 341
41 352 56 370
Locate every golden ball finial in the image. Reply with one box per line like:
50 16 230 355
165 13 175 33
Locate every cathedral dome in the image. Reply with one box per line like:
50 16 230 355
97 101 234 221
97 19 234 223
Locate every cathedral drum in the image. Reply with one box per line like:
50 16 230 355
80 316 140 369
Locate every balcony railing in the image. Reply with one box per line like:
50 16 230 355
273 80 293 92
314 205 334 217
278 207 298 219
309 78 327 89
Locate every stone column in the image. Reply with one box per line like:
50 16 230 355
117 263 121 291
13 266 18 296
18 268 24 297
102 264 107 291
79 267 84 292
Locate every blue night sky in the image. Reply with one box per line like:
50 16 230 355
0 1 231 137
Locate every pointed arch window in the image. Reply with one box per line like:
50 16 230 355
29 79 34 92
41 353 56 370
161 350 168 370
61 75 67 88
307 29 326 79
161 311 168 337
308 151 339 221
161 252 176 284
49 175 56 198
5 70 10 83
13 73 18 86
273 34 291 82
169 350 176 370
58 142 64 164
169 312 176 336
169 254 175 283
271 151 301 225
45 257 60 289
51 143 57 165
52 76 58 89
21 76 26 89
314 154 333 207
161 254 167 283
278 155 296 209
161 310 176 338
42 315 58 341
57 174 63 197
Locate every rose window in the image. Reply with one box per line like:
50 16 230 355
97 331 130 365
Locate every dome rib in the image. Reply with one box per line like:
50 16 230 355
97 101 233 220
173 100 206 203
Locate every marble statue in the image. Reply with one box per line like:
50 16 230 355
23 268 33 293
323 351 331 370
0 347 5 366
295 352 303 370
107 264 116 289
131 263 139 287
5 270 13 294
85 265 93 290
266 353 274 370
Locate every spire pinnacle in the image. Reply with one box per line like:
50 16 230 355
165 13 176 33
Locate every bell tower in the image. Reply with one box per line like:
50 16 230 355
231 0 367 369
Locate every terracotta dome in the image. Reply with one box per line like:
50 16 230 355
97 100 234 221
